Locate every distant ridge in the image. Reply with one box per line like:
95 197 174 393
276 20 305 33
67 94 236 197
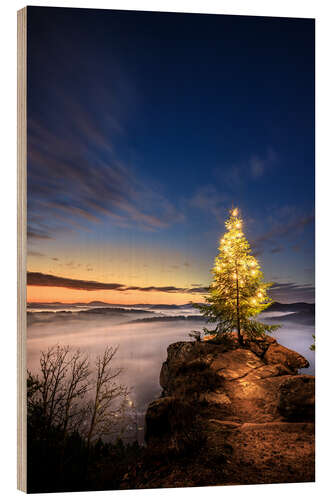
26 301 315 327
267 302 315 313
27 301 315 311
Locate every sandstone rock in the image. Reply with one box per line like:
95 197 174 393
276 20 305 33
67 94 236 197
160 361 169 390
209 419 241 429
244 363 292 380
206 331 240 349
240 421 314 432
145 397 176 442
147 339 314 445
278 375 315 421
160 341 213 389
143 337 315 487
199 392 232 408
145 396 205 454
263 343 309 372
241 333 276 355
166 341 196 364
210 348 264 380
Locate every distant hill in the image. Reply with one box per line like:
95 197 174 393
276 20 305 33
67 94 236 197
127 315 203 324
267 302 315 313
27 301 315 327
79 307 155 315
263 302 315 326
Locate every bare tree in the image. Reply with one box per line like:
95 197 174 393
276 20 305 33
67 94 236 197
27 371 41 416
39 345 71 427
86 345 129 447
30 345 90 434
61 349 90 434
28 344 130 445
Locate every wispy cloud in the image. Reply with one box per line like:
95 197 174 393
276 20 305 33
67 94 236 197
251 210 314 255
28 251 45 257
188 150 278 222
189 185 229 224
250 149 278 179
27 272 207 294
28 229 54 240
27 32 183 241
254 214 314 245
270 246 283 254
27 273 123 291
27 272 314 303
217 148 278 190
28 118 183 238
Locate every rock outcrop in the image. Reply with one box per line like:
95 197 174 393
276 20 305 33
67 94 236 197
140 334 315 488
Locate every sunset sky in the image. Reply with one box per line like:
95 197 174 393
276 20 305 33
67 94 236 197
27 7 315 305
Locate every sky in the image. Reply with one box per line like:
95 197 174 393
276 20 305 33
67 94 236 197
26 7 315 304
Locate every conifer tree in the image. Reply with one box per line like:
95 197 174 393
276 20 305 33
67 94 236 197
196 208 278 345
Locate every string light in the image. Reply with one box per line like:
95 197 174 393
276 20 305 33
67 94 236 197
206 207 274 339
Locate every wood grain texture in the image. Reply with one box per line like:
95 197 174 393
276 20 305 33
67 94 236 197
17 6 27 493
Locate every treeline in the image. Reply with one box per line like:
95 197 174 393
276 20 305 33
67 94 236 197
27 344 141 493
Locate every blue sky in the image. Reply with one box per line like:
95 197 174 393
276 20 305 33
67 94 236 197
26 7 315 304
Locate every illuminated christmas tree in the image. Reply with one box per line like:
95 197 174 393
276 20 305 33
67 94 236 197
196 208 278 345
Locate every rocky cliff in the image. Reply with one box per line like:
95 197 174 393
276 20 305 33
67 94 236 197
140 333 315 488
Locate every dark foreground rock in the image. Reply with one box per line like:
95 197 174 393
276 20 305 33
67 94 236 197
126 334 315 489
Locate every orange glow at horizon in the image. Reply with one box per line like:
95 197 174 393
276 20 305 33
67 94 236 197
27 285 204 305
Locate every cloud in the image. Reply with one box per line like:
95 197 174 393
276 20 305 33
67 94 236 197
250 158 265 178
27 32 183 241
27 273 125 291
27 272 313 302
223 165 244 189
28 251 45 257
125 285 187 293
28 229 54 240
188 286 208 293
251 212 314 254
189 185 228 224
28 117 183 238
27 272 207 294
189 150 278 222
217 148 278 190
250 149 278 179
270 246 283 254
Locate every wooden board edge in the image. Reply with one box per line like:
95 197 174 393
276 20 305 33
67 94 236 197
17 6 27 493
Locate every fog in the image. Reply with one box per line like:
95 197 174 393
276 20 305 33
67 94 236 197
27 306 315 439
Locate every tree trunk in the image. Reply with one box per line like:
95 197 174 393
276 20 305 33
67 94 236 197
235 268 243 345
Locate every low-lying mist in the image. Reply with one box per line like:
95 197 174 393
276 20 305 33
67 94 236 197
27 305 315 441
